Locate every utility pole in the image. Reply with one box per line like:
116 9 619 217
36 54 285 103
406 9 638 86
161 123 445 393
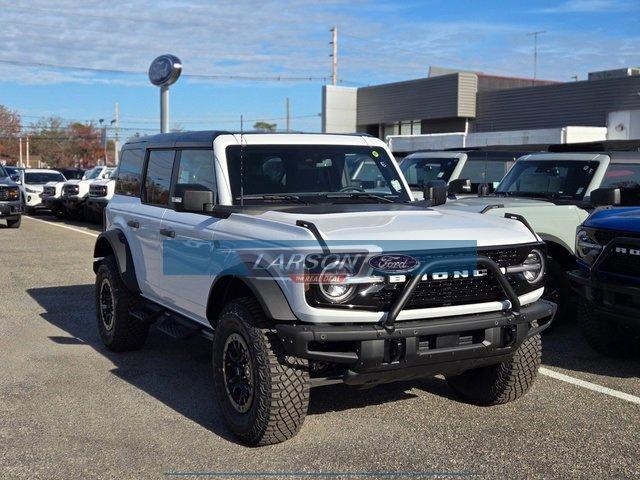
18 137 23 167
330 26 338 85
114 102 120 165
527 30 546 86
26 136 30 168
286 97 290 132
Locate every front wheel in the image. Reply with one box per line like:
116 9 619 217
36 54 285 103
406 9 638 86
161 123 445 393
6 216 21 228
577 299 639 358
542 257 571 324
212 297 310 446
446 333 542 405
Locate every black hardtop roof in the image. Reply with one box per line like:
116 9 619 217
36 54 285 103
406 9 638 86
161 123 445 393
123 130 371 149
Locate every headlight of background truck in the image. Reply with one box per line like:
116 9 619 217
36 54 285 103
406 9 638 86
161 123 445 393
576 229 602 265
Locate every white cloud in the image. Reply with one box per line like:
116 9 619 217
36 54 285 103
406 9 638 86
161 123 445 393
536 0 634 13
0 0 638 88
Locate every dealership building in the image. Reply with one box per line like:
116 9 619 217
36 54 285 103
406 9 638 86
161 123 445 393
321 67 640 152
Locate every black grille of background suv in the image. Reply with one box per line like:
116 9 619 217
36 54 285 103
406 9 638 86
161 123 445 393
593 229 640 277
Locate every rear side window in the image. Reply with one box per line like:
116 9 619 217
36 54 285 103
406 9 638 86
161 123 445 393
601 163 640 188
174 149 216 195
144 150 175 206
115 149 144 196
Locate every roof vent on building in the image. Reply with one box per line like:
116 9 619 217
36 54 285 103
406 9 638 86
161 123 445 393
588 68 640 81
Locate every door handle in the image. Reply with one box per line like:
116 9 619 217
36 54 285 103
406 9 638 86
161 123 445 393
127 220 139 229
160 228 175 238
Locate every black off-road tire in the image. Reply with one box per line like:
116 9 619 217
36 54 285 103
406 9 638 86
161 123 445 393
6 216 21 228
542 257 571 326
577 298 639 358
446 333 542 405
95 256 148 352
213 297 310 446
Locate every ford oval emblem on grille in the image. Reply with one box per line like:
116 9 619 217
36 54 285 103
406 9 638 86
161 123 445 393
369 254 419 273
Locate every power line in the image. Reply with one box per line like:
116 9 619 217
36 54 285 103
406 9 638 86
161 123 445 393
0 58 337 83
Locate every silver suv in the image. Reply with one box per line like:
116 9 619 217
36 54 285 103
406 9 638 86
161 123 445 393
93 131 555 445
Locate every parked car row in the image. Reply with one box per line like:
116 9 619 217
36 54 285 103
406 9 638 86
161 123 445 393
0 164 116 227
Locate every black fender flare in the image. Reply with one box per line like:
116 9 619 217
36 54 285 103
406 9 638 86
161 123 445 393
207 270 297 326
93 228 141 293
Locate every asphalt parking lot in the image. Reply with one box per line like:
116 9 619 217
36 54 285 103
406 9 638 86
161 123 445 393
1 215 639 479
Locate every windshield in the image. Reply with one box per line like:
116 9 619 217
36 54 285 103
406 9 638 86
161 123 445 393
227 145 409 204
458 159 514 191
83 167 102 180
25 172 66 184
400 156 459 186
495 160 599 200
601 163 640 188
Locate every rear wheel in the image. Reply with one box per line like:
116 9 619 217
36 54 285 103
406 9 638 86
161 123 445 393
577 298 639 358
95 256 148 351
6 216 21 228
212 297 310 446
446 333 542 405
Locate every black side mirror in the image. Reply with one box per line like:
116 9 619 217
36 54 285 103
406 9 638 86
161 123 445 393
173 184 215 213
448 178 471 195
478 183 495 197
591 186 640 207
423 180 447 207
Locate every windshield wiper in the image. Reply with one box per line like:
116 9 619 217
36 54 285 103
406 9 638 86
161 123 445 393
324 193 395 203
236 194 310 205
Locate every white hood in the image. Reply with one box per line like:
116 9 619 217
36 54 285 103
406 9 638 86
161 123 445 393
251 207 539 248
439 196 553 214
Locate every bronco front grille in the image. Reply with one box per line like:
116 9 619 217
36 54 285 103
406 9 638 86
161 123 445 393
306 244 541 311
593 229 640 276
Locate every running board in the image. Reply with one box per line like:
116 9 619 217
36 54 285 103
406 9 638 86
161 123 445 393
155 314 202 340
129 301 164 324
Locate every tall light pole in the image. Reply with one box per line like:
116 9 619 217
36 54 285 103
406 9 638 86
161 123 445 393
527 30 546 86
148 54 183 133
330 26 338 85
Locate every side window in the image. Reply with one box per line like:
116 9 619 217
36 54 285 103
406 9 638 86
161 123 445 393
144 150 175 206
115 149 144 196
174 149 216 195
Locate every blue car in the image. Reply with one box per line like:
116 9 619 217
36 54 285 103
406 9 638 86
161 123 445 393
569 187 640 357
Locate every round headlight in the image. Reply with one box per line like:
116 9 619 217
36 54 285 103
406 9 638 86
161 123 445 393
318 262 356 303
576 229 601 263
522 249 545 284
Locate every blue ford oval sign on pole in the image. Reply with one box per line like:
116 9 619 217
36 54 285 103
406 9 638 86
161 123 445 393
148 55 182 133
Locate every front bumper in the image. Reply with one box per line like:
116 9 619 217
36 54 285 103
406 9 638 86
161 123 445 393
62 195 86 209
569 269 640 331
277 299 555 386
86 196 109 212
0 201 23 218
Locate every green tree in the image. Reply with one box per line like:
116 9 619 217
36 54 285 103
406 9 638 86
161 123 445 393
0 105 22 161
253 121 277 132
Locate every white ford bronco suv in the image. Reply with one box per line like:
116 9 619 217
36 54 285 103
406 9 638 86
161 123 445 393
93 131 555 446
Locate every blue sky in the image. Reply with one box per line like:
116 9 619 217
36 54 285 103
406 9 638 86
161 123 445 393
0 0 639 138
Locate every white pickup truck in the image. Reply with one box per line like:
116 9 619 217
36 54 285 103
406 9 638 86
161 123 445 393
61 166 114 219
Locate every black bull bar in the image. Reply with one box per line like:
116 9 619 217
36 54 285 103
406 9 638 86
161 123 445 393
384 255 521 331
